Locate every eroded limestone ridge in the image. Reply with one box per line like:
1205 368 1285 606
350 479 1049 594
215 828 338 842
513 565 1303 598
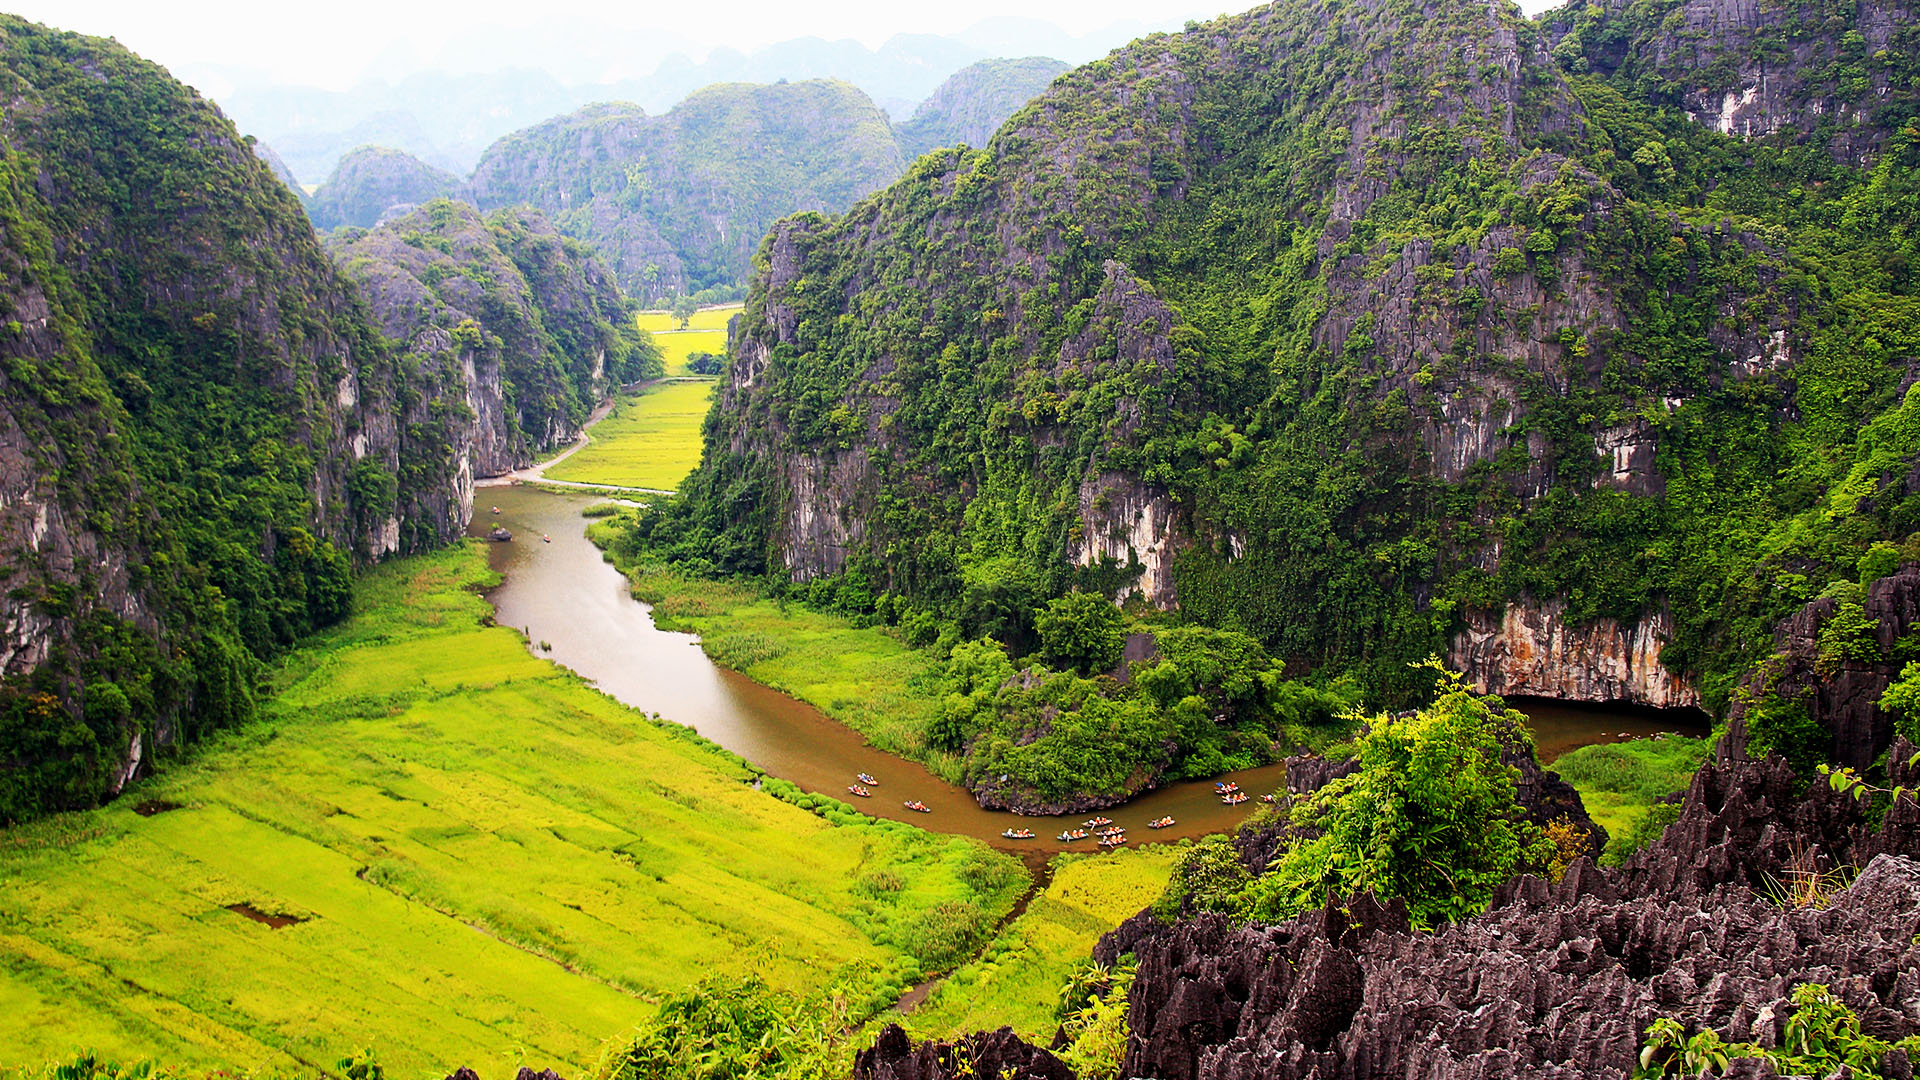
857 745 1920 1079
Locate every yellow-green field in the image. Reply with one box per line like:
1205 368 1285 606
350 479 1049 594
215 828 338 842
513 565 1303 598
635 306 739 377
902 846 1183 1041
636 305 740 334
544 382 714 491
0 544 1020 1076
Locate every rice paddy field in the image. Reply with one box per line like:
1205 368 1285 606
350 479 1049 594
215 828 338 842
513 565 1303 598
636 305 739 377
901 845 1184 1041
0 544 1021 1076
543 382 715 491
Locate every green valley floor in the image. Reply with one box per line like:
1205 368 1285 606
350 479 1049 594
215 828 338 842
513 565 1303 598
544 381 715 492
0 544 1021 1076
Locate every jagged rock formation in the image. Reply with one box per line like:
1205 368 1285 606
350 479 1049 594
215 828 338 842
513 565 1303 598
854 1025 1075 1080
466 82 904 302
893 57 1070 161
675 0 1920 724
867 747 1920 1079
327 199 655 492
1725 562 1920 770
307 145 463 231
1449 600 1699 708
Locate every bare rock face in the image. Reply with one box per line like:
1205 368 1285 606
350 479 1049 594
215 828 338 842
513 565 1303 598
1724 563 1920 770
1449 599 1699 709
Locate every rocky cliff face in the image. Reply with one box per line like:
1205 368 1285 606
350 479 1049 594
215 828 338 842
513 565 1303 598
466 82 905 302
679 0 1917 719
1544 0 1919 166
893 57 1070 161
0 17 515 821
1449 600 1699 708
1725 562 1920 770
327 200 653 492
307 145 463 231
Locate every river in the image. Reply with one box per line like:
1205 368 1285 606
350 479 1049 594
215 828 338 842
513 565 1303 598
470 486 1710 851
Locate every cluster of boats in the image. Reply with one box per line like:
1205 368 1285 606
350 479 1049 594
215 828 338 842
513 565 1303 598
1217 781 1250 805
846 774 881 799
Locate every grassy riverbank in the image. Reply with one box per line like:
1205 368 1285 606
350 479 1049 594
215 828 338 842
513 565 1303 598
590 538 959 782
902 845 1183 1041
0 544 1020 1075
1553 735 1711 859
544 382 715 491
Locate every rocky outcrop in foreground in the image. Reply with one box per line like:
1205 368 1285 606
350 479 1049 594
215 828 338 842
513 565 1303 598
861 746 1920 1079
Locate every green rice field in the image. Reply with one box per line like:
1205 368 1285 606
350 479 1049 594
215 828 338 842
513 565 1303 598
636 305 740 334
0 544 1020 1076
543 382 715 491
902 845 1183 1040
635 306 738 377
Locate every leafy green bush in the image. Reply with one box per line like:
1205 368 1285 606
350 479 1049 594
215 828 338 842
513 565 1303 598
593 976 840 1080
1035 591 1126 674
1637 983 1920 1078
1240 678 1549 928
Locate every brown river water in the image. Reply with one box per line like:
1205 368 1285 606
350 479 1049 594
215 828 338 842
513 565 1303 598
470 487 1709 852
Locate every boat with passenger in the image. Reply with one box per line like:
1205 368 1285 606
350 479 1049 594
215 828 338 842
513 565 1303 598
846 784 871 797
1147 816 1175 829
903 800 931 813
1055 828 1090 841
1001 828 1036 839
856 773 878 786
1084 816 1114 828
1098 834 1128 847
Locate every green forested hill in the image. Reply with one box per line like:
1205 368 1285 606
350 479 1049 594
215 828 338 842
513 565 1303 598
466 81 905 303
327 199 658 477
641 0 1920 794
306 145 462 230
894 57 1072 161
0 17 645 824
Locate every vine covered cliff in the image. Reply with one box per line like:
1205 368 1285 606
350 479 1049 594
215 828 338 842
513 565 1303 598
0 18 648 822
672 0 1918 738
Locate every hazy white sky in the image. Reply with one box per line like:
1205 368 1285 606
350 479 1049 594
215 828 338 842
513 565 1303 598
12 0 1231 88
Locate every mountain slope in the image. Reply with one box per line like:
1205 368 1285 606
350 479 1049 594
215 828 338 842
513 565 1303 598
894 57 1070 159
661 0 1919 774
327 199 657 476
0 18 653 823
467 80 904 301
307 144 462 230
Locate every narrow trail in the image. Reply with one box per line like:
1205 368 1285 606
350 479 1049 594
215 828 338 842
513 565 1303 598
475 379 712 494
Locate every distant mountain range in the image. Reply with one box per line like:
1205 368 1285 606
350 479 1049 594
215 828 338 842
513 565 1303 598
195 19 1184 184
294 59 1070 301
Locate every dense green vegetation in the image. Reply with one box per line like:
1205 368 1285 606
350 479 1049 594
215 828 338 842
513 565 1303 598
305 146 461 231
1552 734 1710 861
1156 678 1556 928
0 544 1023 1074
0 15 473 823
545 382 715 491
635 0 1920 774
